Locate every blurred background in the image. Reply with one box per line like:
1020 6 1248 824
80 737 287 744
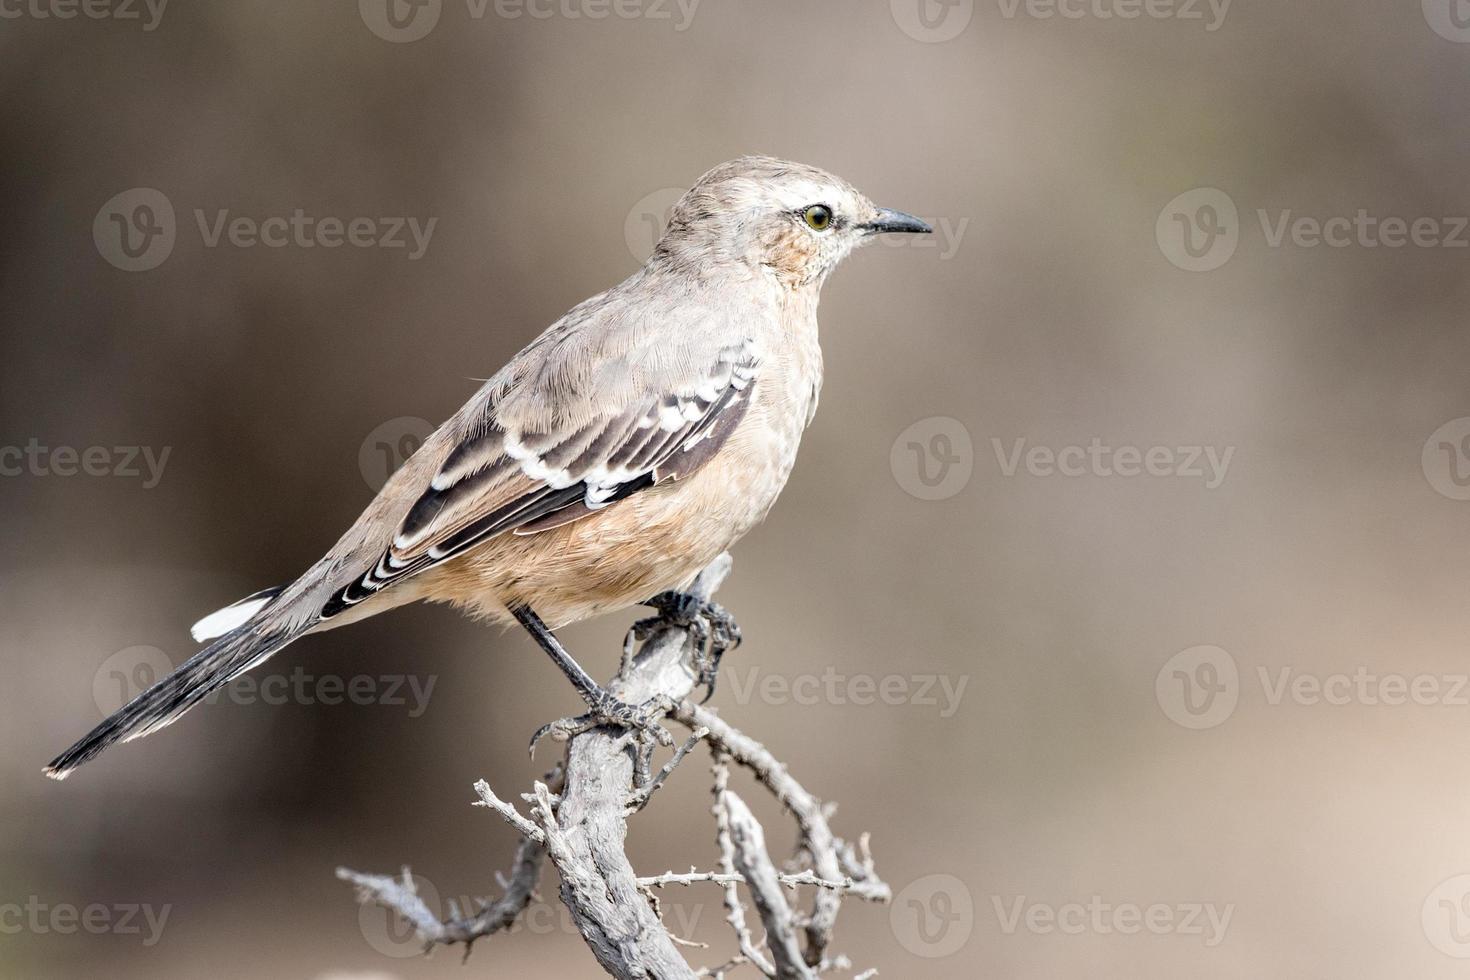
6 1 1470 976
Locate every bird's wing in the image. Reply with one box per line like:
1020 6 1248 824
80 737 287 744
318 332 759 622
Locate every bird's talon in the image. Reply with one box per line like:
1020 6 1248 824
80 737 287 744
528 691 674 758
635 593 743 703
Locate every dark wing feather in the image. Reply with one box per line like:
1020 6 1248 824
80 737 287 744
318 341 758 622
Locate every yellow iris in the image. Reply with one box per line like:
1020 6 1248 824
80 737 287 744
803 205 833 231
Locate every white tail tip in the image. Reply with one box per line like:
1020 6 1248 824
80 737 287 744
190 588 278 642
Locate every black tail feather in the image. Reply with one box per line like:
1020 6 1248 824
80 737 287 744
44 625 293 780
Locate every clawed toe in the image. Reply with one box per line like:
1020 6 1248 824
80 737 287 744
634 591 744 703
528 691 675 758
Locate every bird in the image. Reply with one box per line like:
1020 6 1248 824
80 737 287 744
44 155 933 780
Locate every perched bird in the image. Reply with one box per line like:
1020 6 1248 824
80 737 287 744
44 155 932 780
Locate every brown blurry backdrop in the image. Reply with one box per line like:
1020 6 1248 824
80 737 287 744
6 0 1470 976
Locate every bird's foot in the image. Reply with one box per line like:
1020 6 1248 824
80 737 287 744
528 689 676 758
628 591 743 703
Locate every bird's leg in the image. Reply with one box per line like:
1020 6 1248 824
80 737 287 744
628 591 743 703
512 605 675 758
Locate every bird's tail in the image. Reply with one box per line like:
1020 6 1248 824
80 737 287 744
43 622 298 780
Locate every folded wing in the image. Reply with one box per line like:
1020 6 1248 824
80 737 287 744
319 338 758 622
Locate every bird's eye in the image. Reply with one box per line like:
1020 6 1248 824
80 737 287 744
802 205 833 231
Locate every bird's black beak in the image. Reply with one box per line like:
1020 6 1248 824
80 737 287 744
861 207 933 235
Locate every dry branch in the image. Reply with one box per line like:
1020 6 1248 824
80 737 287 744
338 553 888 977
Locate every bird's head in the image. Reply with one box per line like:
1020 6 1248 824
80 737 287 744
654 155 932 288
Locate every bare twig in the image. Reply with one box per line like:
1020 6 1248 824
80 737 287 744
335 766 563 957
636 869 858 892
723 788 815 980
336 554 888 977
712 753 777 979
676 701 892 961
473 778 546 842
335 836 544 955
627 726 709 813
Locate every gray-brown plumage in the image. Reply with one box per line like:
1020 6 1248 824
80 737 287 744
45 155 932 779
